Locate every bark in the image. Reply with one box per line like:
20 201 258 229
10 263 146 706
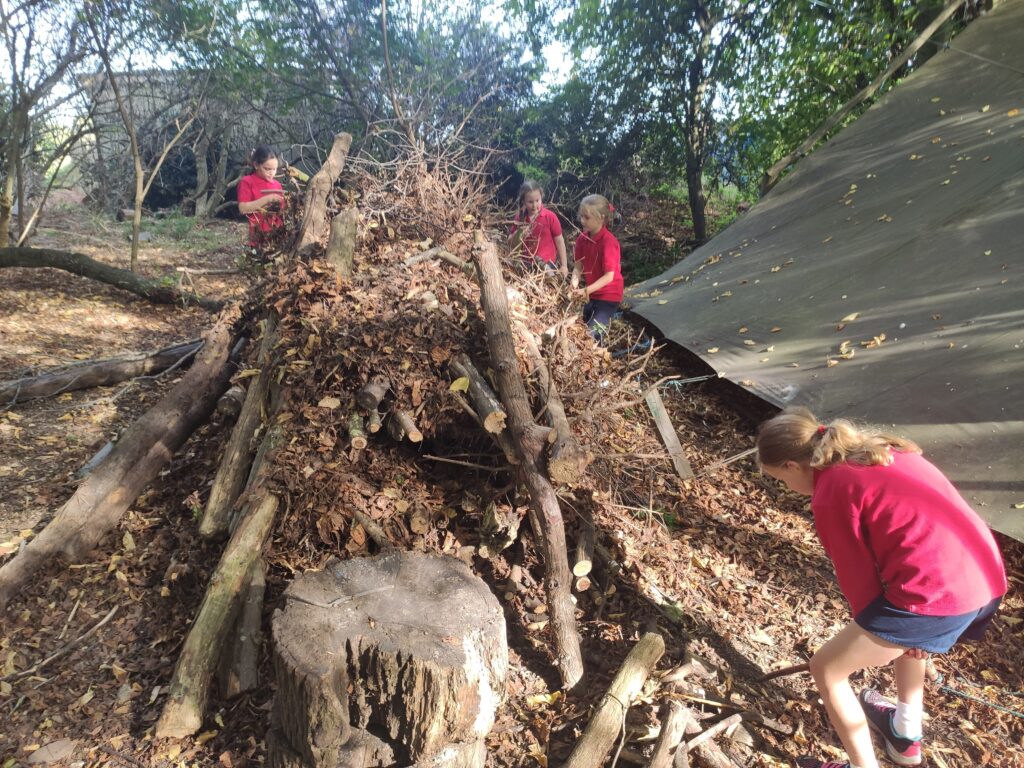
562 632 665 768
471 232 583 691
0 308 239 610
270 552 507 766
295 132 353 255
648 700 688 768
200 317 278 539
760 0 965 194
347 412 368 450
451 355 507 433
324 207 358 278
573 506 595 578
218 558 266 699
156 490 280 738
0 339 202 404
215 384 246 421
0 247 223 310
521 333 589 485
356 378 391 410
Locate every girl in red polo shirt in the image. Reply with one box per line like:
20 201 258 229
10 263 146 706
510 181 567 276
237 145 286 248
757 407 1006 768
571 194 624 341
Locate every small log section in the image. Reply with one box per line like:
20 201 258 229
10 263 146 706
561 632 665 768
0 338 202 404
521 332 590 485
648 700 688 768
0 309 238 609
472 232 584 690
269 551 508 768
0 247 222 310
645 387 694 481
573 506 595 579
356 377 391 410
325 207 358 279
296 132 354 255
200 316 278 539
450 355 506 433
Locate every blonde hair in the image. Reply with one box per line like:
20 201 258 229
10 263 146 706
756 406 919 469
579 194 613 226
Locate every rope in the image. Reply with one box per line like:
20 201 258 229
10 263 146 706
927 39 1024 76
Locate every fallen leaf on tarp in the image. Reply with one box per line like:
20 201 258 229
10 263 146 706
840 312 859 322
980 104 990 113
1008 108 1020 117
707 347 719 354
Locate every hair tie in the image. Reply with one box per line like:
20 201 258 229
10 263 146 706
817 424 827 435
608 203 616 213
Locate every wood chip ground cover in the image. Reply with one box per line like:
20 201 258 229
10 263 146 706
1 203 1021 768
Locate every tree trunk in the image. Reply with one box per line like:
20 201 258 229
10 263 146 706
295 133 353 255
156 490 280 738
0 308 239 610
325 208 358 278
450 355 507 433
0 246 223 310
201 316 278 539
0 339 202 404
218 558 266 699
562 633 665 768
520 332 589 485
270 551 507 767
471 232 583 691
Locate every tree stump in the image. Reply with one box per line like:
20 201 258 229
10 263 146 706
270 551 508 768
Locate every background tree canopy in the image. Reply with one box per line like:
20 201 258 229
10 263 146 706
1 0 981 254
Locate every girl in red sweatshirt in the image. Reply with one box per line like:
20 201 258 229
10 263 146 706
571 194 623 341
757 407 1006 768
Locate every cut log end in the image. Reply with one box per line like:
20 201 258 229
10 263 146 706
483 411 507 433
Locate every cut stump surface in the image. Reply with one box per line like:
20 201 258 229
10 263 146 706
270 551 508 768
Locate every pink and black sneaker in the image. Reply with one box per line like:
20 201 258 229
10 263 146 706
795 757 850 768
858 688 923 766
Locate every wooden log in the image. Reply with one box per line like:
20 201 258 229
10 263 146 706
520 332 590 485
347 412 368 449
218 558 266 699
200 316 278 540
351 509 394 551
644 387 694 481
392 409 423 442
451 355 507 433
325 207 358 278
562 632 665 768
0 309 238 609
478 501 520 558
156 490 280 738
0 247 223 310
472 232 583 691
574 575 592 593
648 700 688 768
366 408 382 434
295 132 353 255
0 338 202 404
216 383 247 421
356 377 390 410
684 714 742 753
573 507 595 578
403 245 446 267
271 551 507 766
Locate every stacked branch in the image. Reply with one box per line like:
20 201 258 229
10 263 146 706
0 309 239 609
471 232 584 690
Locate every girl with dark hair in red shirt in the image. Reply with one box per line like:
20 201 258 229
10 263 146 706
757 407 1006 768
510 181 568 276
571 194 624 341
237 145 286 248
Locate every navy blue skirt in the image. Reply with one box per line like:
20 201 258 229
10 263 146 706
855 594 1002 653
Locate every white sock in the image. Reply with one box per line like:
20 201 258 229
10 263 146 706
893 699 923 739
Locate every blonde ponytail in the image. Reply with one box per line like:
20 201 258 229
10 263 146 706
757 407 919 469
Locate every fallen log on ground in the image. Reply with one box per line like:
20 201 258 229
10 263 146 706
0 308 239 610
269 551 508 767
561 632 665 768
200 316 278 540
0 247 223 310
325 207 358 278
0 338 202 404
472 231 583 690
218 558 265 699
450 354 507 433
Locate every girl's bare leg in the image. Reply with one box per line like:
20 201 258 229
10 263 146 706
809 622 907 767
893 653 927 735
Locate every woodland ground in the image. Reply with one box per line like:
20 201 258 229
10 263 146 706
0 198 1021 768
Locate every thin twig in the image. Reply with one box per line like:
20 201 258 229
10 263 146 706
2 605 119 682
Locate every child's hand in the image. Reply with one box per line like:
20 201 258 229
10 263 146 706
573 287 588 299
558 265 569 278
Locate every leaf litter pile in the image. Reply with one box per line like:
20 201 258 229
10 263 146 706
1 182 1022 768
